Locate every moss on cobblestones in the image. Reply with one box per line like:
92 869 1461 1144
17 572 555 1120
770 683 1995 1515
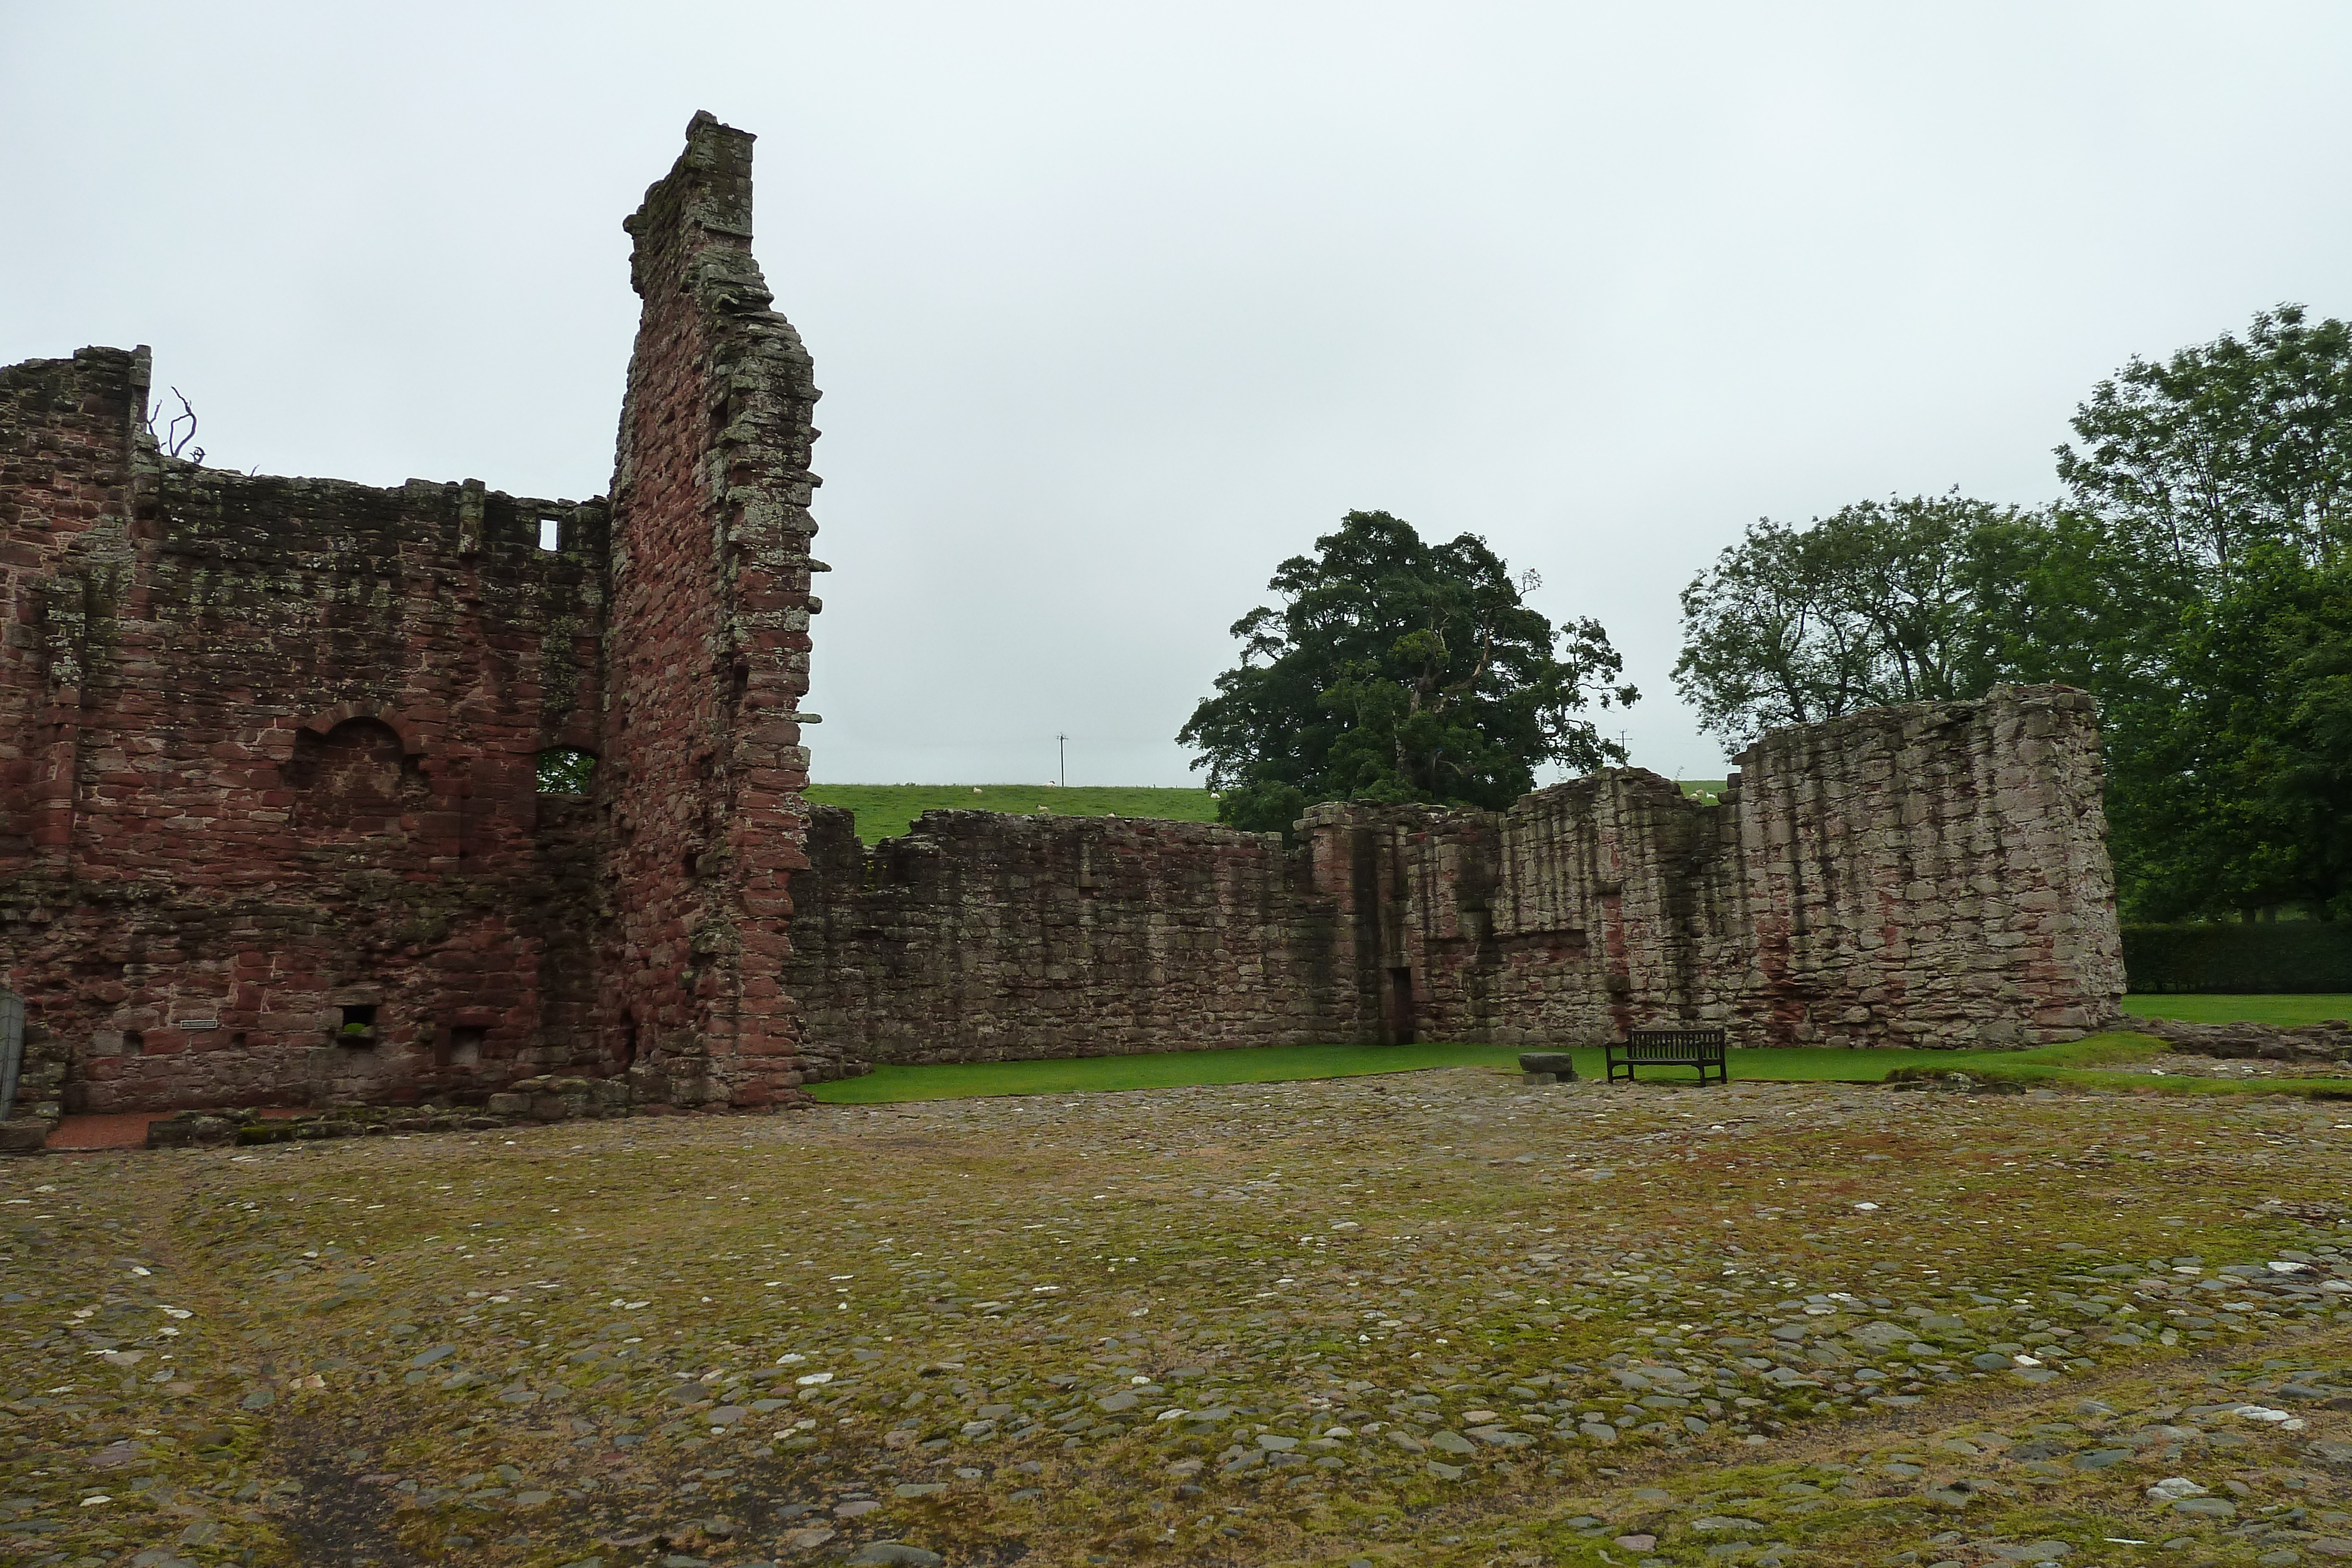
4 1070 2350 1565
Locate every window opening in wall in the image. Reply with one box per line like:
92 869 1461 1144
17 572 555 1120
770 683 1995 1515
537 747 596 794
443 1025 485 1069
537 518 562 552
620 1018 639 1071
339 1004 378 1047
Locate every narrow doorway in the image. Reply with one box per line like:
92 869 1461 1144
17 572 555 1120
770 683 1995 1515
1387 967 1415 1045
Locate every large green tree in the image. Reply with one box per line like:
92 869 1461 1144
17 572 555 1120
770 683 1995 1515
2057 304 2352 581
1674 306 2352 922
1673 493 2013 740
1179 511 1636 834
2064 543 2352 922
2026 306 2352 921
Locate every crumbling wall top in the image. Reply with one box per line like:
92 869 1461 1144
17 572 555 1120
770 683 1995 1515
624 111 760 300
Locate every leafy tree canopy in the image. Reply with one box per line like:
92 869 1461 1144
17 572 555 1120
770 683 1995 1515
2103 548 2352 920
2057 303 2352 582
1675 305 2352 922
1673 493 2015 741
1179 511 1636 834
2033 306 2352 921
536 747 596 795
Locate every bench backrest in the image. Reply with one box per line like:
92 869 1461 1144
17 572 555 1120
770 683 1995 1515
1618 1028 1727 1058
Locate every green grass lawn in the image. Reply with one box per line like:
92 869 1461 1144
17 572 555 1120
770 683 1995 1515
803 784 1219 844
2123 992 2352 1025
808 1030 2352 1105
814 1043 1529 1103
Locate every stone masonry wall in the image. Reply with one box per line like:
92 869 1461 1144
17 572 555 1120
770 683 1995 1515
786 686 2123 1061
0 345 149 1118
599 112 826 1108
0 112 830 1123
782 807 1342 1063
1284 683 2125 1051
1297 765 1739 1048
2 115 2123 1121
1719 682 2123 1047
0 346 614 1114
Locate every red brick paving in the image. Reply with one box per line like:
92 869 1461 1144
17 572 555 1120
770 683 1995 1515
46 1107 302 1152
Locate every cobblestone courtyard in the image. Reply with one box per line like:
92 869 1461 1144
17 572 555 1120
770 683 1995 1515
6 1069 2351 1567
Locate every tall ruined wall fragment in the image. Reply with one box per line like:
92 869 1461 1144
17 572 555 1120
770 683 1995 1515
600 113 824 1107
1718 683 2122 1047
783 807 1343 1062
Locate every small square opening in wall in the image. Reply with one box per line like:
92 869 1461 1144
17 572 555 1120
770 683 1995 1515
443 1025 485 1069
537 518 561 552
338 1004 377 1047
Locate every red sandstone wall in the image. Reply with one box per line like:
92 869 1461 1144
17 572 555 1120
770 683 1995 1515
0 348 152 1114
600 112 822 1107
0 347 615 1112
1300 768 1732 1048
1287 684 2125 1051
783 807 1344 1063
0 113 830 1121
0 347 150 874
1715 683 2124 1048
779 688 2120 1063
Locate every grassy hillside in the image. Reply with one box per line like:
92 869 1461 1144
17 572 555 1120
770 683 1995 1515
803 784 1220 844
809 780 1733 842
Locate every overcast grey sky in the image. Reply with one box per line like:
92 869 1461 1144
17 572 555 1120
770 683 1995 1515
5 3 2349 787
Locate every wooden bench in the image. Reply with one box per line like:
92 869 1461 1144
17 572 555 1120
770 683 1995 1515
1605 1028 1728 1086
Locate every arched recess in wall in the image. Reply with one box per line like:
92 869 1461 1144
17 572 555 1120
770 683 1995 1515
284 715 428 840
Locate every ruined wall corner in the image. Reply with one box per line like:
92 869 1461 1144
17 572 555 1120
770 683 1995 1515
600 116 823 1110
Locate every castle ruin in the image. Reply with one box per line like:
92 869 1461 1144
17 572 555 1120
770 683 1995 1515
787 686 2124 1064
0 115 2124 1134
